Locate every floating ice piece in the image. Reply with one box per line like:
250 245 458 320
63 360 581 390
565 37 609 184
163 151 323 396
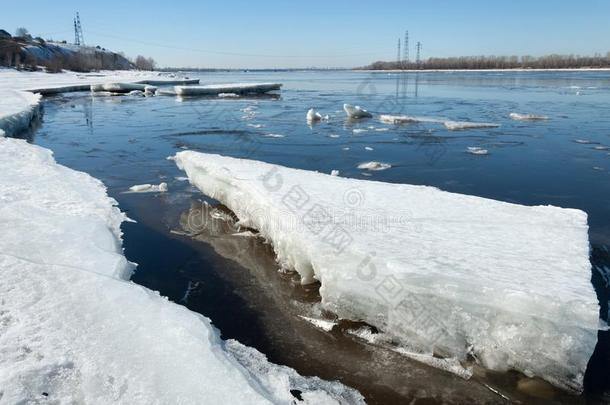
0 138 363 404
342 147 350 151
344 104 372 119
299 316 338 332
264 133 285 138
352 128 368 134
379 114 444 124
375 128 389 132
248 123 263 128
574 139 599 145
357 161 391 171
144 85 157 96
127 182 168 193
593 146 609 151
128 90 145 97
174 151 599 392
307 108 324 123
466 147 489 155
329 134 340 138
444 121 500 130
364 146 374 151
91 82 148 93
174 83 282 96
331 170 340 176
509 112 548 121
218 92 239 98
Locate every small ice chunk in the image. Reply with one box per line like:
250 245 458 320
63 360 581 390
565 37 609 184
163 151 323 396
264 133 285 138
342 147 350 151
128 90 144 97
593 146 609 151
144 85 157 96
127 182 168 193
574 139 599 145
379 114 420 124
307 108 323 123
509 113 548 121
357 161 391 171
175 176 189 181
444 121 500 130
466 147 489 155
364 146 374 151
329 134 340 138
353 128 368 134
218 93 239 98
247 123 263 128
299 316 338 332
330 170 340 176
344 104 372 119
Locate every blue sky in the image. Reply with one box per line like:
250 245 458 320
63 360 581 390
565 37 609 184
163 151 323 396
2 0 609 68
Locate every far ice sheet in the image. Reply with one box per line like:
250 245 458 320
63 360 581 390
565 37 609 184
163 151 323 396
174 151 599 393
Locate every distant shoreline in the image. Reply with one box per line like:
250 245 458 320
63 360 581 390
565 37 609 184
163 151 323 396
355 67 610 73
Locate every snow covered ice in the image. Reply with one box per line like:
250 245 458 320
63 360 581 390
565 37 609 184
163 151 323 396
306 108 328 123
343 104 372 119
357 161 391 171
174 151 599 392
0 137 363 404
173 83 282 96
509 112 549 121
127 182 168 193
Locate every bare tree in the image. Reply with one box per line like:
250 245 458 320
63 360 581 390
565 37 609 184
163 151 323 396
14 27 30 39
134 55 156 71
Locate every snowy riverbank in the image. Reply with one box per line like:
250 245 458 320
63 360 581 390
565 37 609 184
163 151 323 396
0 137 363 404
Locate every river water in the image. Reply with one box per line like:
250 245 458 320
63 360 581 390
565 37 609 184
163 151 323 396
21 70 610 404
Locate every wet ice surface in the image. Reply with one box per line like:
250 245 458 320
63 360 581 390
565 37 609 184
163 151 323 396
23 70 610 404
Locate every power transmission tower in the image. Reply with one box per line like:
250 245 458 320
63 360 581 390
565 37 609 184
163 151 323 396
403 31 409 63
74 12 84 46
396 38 401 64
416 41 422 67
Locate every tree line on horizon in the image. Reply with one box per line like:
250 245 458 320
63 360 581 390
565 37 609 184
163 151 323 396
362 53 610 70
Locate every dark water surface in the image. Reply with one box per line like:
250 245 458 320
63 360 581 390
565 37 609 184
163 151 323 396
21 70 610 404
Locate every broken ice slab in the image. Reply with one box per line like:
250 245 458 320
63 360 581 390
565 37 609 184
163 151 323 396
173 83 282 96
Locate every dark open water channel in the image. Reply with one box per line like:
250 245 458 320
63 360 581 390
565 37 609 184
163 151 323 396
17 70 610 404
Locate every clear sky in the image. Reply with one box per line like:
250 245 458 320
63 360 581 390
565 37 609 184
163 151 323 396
2 0 609 68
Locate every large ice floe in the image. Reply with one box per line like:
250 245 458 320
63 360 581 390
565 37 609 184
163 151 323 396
0 137 363 404
173 83 282 96
174 151 600 393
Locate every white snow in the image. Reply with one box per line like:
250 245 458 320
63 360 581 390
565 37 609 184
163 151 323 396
0 90 41 135
466 147 489 155
330 170 340 176
174 151 599 393
127 182 168 193
0 137 363 404
509 112 549 121
343 104 372 119
357 161 391 171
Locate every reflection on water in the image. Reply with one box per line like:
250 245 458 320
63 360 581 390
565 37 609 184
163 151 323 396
20 70 610 404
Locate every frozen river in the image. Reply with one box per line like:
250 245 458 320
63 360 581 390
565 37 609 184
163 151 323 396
21 70 610 404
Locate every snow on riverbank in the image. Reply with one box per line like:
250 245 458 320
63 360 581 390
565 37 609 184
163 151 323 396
0 137 363 404
174 151 599 393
